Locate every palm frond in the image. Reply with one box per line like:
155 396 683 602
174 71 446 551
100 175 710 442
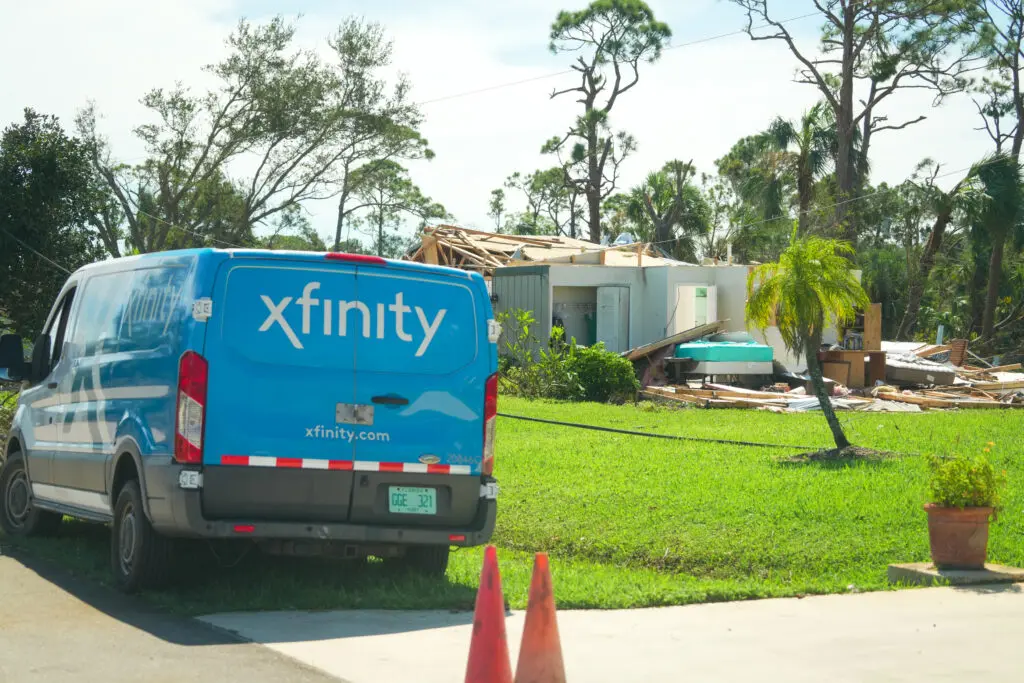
746 233 869 356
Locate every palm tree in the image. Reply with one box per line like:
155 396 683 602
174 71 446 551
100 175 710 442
973 154 1024 340
765 102 837 235
895 161 978 341
626 160 711 261
747 228 870 450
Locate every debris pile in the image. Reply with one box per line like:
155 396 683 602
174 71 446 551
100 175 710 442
635 334 1024 413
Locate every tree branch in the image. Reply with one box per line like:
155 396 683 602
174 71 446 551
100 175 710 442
871 115 927 133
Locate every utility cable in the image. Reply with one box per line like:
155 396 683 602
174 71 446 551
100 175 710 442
415 12 820 107
0 226 72 275
498 412 818 450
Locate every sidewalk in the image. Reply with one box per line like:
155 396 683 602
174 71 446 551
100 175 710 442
202 584 1024 683
0 552 339 683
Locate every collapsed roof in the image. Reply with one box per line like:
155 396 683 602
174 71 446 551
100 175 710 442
404 224 682 277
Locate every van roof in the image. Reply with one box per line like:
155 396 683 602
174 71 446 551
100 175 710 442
72 248 483 283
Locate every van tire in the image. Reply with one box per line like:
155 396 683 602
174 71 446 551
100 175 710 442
0 451 62 537
398 545 450 577
111 480 172 593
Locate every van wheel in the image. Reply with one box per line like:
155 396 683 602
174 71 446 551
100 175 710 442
394 545 450 578
0 452 62 537
111 480 172 593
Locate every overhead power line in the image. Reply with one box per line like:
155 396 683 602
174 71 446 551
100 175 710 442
0 226 72 275
415 12 821 107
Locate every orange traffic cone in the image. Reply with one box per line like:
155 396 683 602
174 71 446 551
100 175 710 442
465 545 513 683
514 553 566 683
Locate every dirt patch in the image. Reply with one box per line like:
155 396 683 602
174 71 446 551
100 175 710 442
783 446 902 464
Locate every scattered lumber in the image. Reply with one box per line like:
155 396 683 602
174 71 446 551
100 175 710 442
970 380 1024 391
915 344 951 358
959 363 1021 375
874 389 1024 410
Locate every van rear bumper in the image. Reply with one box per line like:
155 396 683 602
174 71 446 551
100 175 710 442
144 461 496 547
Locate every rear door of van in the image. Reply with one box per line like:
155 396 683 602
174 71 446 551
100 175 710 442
347 264 489 529
201 257 358 521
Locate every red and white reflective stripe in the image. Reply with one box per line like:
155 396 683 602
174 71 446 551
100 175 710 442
218 455 472 475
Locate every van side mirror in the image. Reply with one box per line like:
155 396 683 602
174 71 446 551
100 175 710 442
29 334 52 385
0 334 29 382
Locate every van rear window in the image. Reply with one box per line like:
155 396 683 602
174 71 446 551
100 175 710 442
71 266 187 357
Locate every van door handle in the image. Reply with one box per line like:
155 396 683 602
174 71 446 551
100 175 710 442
47 382 58 389
371 395 409 406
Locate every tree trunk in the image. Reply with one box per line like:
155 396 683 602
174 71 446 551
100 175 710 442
804 337 851 450
796 172 811 236
833 6 857 245
1013 50 1023 158
981 238 1005 339
376 211 385 257
334 189 348 252
967 230 991 333
333 162 353 251
586 120 602 243
896 208 952 340
567 191 578 239
855 82 877 199
586 190 601 244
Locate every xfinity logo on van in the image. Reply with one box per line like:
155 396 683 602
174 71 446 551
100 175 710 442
259 282 447 356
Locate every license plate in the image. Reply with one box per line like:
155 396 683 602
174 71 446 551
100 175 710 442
388 486 437 515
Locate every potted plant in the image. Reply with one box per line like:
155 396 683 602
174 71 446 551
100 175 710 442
924 450 1005 569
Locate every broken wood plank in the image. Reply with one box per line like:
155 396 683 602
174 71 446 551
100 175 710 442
916 344 951 358
422 235 439 265
966 350 993 367
876 392 1024 409
970 380 1024 391
640 390 712 407
429 224 559 247
701 383 793 398
960 363 1021 374
922 391 967 399
624 321 728 361
872 392 950 408
671 388 787 403
864 303 882 351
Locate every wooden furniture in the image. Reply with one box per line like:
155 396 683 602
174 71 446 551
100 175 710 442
821 360 851 386
864 303 882 351
820 350 887 388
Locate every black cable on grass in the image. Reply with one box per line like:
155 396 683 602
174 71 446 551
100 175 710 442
498 413 818 451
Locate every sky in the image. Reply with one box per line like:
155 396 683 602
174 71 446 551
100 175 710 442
0 0 996 248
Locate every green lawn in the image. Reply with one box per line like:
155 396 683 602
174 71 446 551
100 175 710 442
4 397 1024 614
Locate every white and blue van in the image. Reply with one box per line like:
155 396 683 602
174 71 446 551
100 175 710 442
0 249 500 592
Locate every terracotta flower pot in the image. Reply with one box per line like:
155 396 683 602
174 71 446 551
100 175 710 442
924 503 993 570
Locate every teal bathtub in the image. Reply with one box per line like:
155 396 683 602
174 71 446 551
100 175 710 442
674 341 774 362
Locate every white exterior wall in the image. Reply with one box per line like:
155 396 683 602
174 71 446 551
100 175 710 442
497 262 847 372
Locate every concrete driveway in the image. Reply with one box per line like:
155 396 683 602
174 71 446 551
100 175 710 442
0 551 339 683
202 584 1024 683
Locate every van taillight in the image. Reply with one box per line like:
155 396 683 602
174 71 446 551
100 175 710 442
174 351 208 465
482 373 498 475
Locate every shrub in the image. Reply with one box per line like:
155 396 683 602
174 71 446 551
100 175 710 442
494 308 637 403
926 451 1005 509
564 343 639 403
